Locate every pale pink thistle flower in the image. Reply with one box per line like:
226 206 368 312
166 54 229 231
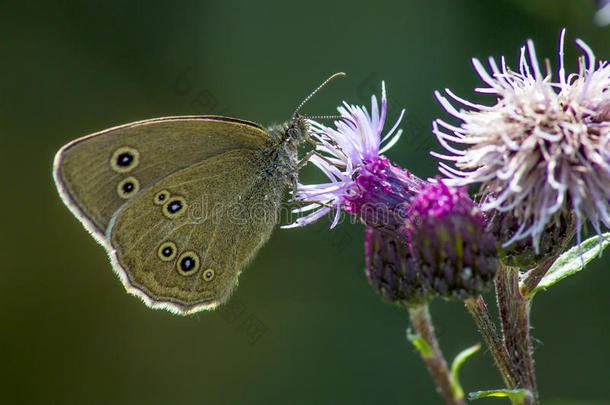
433 30 610 265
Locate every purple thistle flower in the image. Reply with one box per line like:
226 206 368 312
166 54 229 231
405 181 498 299
288 83 499 303
284 82 412 230
433 30 610 257
343 156 424 237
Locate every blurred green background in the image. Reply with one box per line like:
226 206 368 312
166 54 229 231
1 1 609 404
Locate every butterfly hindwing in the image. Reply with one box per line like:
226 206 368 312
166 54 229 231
107 148 285 313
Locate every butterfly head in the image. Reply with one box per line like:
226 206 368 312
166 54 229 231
284 113 310 145
283 72 345 146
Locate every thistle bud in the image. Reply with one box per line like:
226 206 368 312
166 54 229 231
485 207 576 268
365 226 434 306
364 181 498 306
406 181 498 300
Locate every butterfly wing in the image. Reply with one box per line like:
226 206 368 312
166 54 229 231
108 148 284 313
53 116 272 245
54 116 284 313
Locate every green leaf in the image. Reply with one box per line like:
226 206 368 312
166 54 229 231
449 343 480 400
530 232 610 296
468 388 533 404
406 328 432 357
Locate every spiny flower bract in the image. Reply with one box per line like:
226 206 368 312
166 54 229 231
405 181 498 299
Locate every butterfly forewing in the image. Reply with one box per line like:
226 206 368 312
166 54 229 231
53 116 272 244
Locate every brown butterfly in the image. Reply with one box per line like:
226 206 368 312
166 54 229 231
53 73 344 314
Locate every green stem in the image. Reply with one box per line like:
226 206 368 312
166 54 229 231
520 221 576 297
408 304 465 405
495 264 538 404
464 295 518 390
519 256 556 297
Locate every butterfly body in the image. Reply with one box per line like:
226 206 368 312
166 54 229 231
54 115 310 314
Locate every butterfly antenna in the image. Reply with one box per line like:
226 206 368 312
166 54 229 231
308 114 357 128
293 72 346 117
307 115 342 120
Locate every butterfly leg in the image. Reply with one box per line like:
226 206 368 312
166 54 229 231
294 199 335 209
298 150 346 170
297 150 315 169
289 150 319 191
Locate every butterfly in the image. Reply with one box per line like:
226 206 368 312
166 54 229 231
53 73 344 314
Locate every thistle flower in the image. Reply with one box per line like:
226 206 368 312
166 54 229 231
284 82 418 231
288 84 498 303
343 155 424 236
433 30 610 260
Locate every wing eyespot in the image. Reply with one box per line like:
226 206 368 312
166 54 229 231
162 196 187 219
117 176 140 199
177 251 200 275
203 269 215 282
110 146 140 173
153 189 170 205
157 241 177 261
